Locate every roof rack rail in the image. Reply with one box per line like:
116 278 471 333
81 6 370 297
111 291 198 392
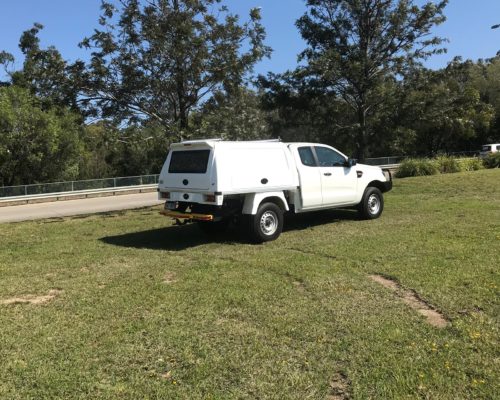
180 138 282 144
250 138 281 143
180 138 223 144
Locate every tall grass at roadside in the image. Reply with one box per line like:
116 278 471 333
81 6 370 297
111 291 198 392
435 155 461 174
397 155 486 178
458 157 484 171
483 152 500 168
395 158 438 178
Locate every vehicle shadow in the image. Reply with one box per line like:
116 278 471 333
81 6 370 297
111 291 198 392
99 209 360 251
284 209 359 232
99 223 239 251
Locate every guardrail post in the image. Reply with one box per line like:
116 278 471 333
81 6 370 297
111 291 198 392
140 176 143 185
113 178 117 188
71 181 74 192
25 186 27 196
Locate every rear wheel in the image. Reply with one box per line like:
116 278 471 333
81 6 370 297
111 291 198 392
358 187 384 219
248 202 284 243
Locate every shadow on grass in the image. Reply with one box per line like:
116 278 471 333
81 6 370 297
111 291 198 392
100 209 360 251
100 223 238 251
285 209 359 232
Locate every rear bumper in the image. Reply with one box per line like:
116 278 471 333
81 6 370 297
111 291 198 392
160 210 214 221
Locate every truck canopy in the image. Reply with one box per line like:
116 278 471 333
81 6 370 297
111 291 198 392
159 140 298 194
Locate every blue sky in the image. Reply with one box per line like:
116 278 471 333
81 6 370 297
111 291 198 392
1 0 499 80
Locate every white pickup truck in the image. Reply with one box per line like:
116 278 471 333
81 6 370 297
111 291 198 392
158 139 392 243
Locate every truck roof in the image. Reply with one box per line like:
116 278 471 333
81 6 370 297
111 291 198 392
170 138 283 149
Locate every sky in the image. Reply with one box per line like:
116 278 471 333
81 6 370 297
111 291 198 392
0 0 499 80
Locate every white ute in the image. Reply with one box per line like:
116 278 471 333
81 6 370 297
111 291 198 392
158 139 392 243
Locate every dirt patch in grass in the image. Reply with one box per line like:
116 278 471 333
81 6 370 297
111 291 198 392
370 274 398 291
292 280 306 293
369 275 449 328
160 370 172 380
327 372 350 399
0 289 63 305
163 271 177 284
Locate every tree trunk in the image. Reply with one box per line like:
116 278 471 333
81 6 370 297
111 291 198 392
179 100 188 130
173 0 188 140
356 106 367 161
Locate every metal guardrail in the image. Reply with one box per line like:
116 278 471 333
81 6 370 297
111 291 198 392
0 174 159 199
0 152 482 199
363 152 480 166
364 156 406 166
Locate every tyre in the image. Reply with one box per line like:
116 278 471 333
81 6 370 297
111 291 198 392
198 218 230 235
248 202 284 243
358 187 384 219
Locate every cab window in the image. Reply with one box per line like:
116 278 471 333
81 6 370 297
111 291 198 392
298 146 317 167
314 146 346 167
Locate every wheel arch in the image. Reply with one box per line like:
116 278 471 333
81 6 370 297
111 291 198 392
367 180 390 193
242 192 289 215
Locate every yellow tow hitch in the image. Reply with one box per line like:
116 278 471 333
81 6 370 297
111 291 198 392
160 210 214 222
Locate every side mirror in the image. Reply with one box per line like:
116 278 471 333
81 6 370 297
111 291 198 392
345 158 357 168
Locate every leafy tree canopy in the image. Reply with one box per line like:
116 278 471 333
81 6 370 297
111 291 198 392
0 86 82 186
78 0 271 139
295 0 448 159
192 87 270 141
0 24 82 113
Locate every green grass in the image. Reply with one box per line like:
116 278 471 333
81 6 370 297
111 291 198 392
0 169 499 399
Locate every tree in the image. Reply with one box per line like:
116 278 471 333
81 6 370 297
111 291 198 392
470 56 500 142
0 24 81 113
259 70 370 152
390 60 494 154
192 88 270 140
0 51 15 86
296 0 448 159
0 86 82 186
79 0 271 140
77 121 120 179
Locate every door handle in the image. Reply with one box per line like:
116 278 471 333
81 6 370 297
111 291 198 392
323 172 332 176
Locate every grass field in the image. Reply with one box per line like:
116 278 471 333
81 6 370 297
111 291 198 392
0 169 499 399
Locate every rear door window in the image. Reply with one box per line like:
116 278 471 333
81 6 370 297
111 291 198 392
314 146 346 167
168 150 211 174
298 147 317 167
482 145 492 152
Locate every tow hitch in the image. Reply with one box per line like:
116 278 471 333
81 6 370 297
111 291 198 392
160 210 214 222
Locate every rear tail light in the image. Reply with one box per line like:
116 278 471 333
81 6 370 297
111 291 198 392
160 192 170 199
205 194 216 202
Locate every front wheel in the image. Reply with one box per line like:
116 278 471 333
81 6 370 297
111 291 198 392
358 187 384 219
248 202 284 243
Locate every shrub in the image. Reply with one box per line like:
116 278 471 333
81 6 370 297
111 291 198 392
435 155 461 174
483 153 500 169
396 158 439 178
458 157 484 172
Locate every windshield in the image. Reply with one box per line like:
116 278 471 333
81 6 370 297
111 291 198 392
168 150 211 174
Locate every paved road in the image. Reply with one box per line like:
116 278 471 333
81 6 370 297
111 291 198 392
0 192 164 223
